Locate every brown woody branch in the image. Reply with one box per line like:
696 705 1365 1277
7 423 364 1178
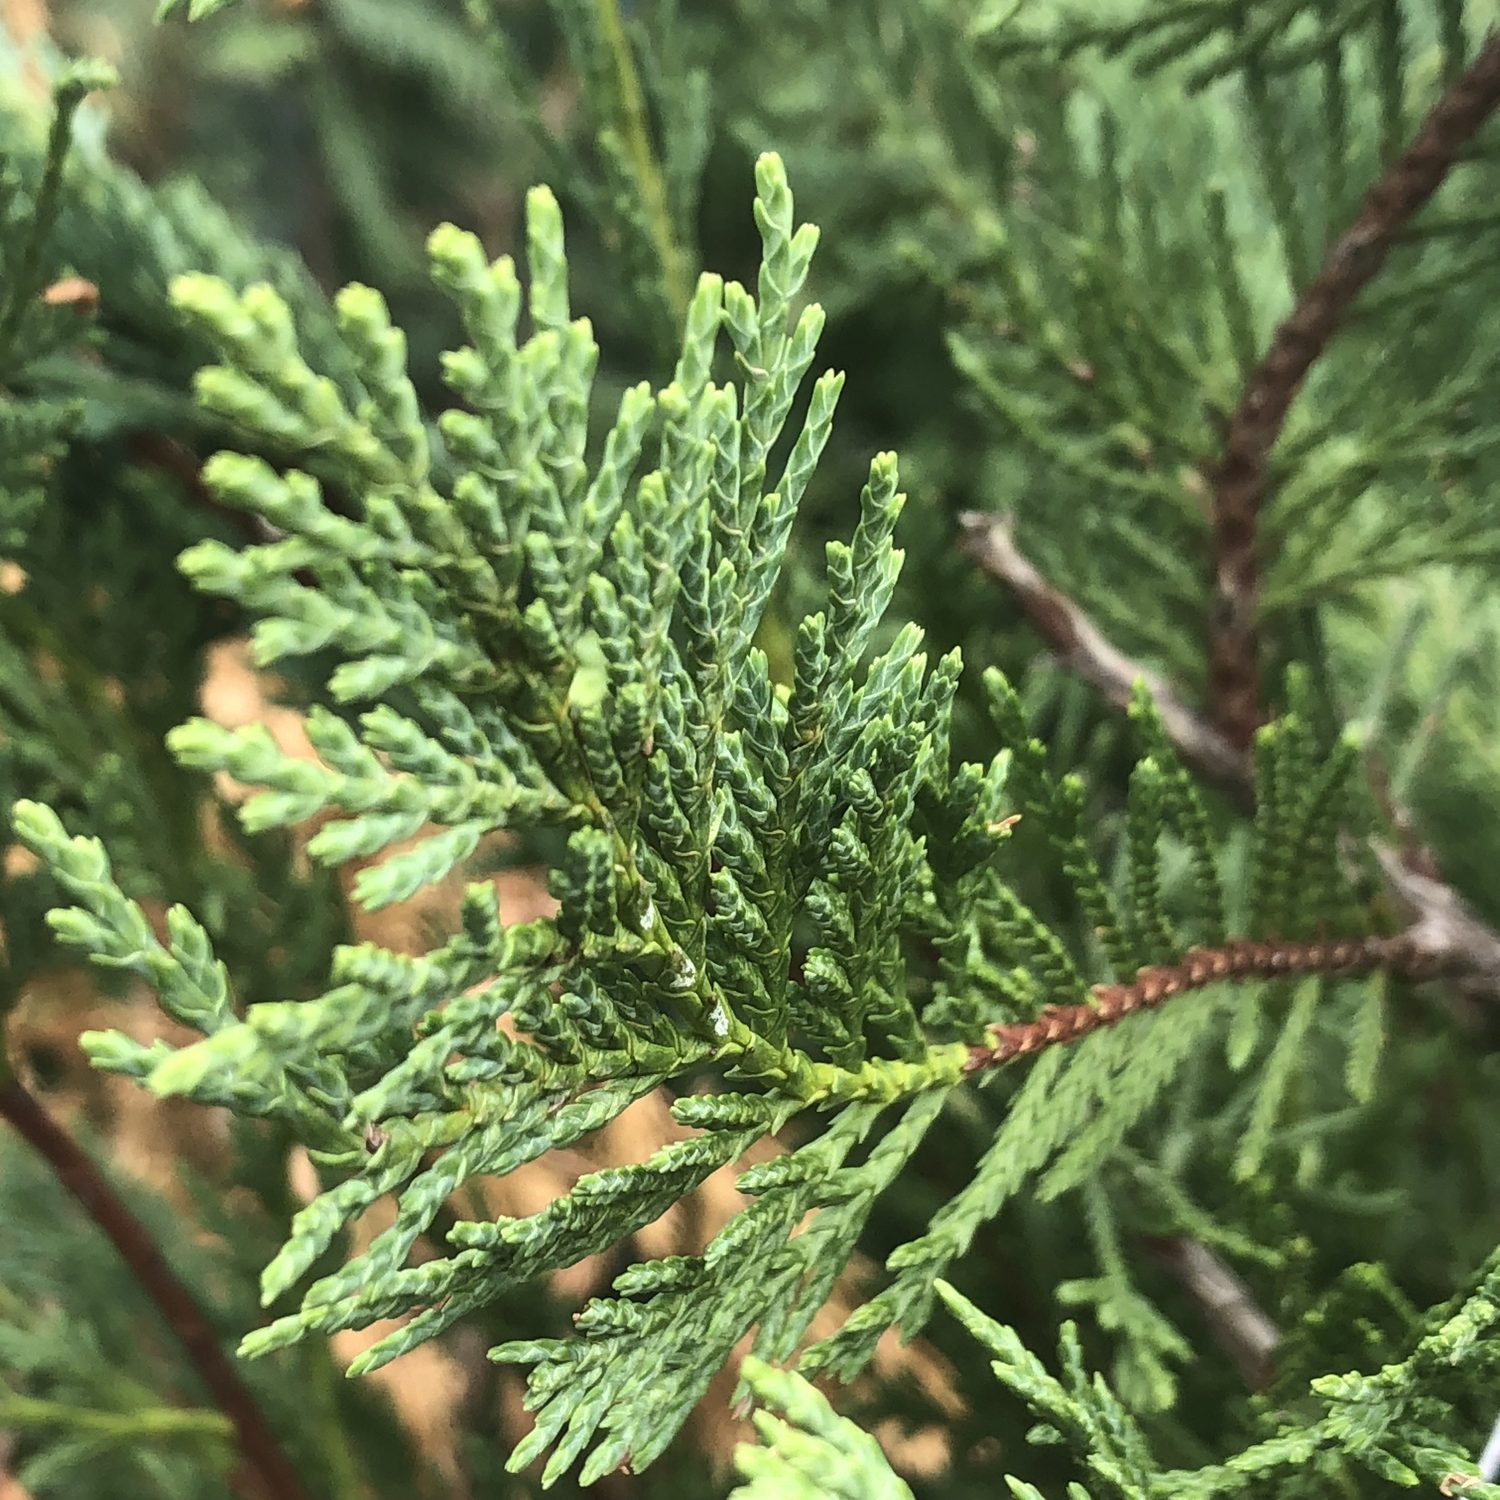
0 1077 312 1500
1374 845 1500 991
1140 1235 1281 1391
958 512 1249 790
1207 31 1500 751
961 931 1453 1385
961 510 1500 993
964 935 1431 1073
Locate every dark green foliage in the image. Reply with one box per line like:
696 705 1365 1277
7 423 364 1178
0 1135 433 1500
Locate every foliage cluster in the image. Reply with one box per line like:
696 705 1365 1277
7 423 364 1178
4 3 1500 1498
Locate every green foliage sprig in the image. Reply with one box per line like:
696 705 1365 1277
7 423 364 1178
0 60 115 546
731 1266 1500 1498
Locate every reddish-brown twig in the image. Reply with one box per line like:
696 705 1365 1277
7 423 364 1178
961 513 1500 991
0 1077 313 1500
1208 32 1500 750
964 935 1433 1072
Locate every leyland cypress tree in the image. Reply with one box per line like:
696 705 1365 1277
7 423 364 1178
6 3 1500 1498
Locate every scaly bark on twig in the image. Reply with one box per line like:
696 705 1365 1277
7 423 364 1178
963 935 1432 1073
961 511 1500 993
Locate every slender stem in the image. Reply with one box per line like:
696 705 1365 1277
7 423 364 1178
1141 1236 1281 1390
963 935 1432 1072
0 72 107 368
958 511 1249 791
0 1078 314 1500
1374 846 1500 993
1207 31 1500 750
595 0 691 322
961 514 1500 993
0 1391 232 1442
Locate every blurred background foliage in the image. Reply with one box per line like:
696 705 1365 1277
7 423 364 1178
5 0 1500 1495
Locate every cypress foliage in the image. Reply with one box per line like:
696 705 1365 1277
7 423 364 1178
5 2 1500 1497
